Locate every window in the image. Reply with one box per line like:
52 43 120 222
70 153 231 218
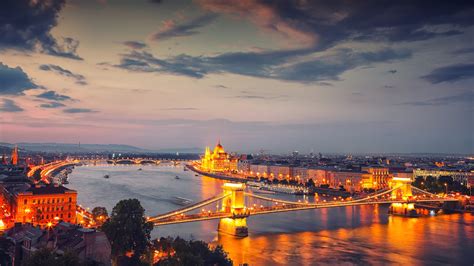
69 197 72 203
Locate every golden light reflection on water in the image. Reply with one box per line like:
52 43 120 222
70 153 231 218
197 176 473 265
215 212 474 265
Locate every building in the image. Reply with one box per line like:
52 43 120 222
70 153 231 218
361 167 392 189
268 165 292 180
11 146 18 166
2 183 77 227
200 141 238 172
237 155 252 174
4 222 111 266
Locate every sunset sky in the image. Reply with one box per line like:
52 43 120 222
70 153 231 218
0 0 473 154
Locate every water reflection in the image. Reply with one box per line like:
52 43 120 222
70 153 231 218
68 165 473 265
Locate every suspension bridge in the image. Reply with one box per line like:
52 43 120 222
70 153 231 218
147 177 459 237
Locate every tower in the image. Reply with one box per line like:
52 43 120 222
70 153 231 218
218 183 248 237
11 145 18 165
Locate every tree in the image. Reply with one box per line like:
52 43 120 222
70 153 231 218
101 199 153 263
152 237 232 266
92 206 108 224
22 249 80 266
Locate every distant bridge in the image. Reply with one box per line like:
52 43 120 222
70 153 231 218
148 178 459 237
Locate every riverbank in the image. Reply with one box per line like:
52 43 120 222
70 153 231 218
187 164 351 197
186 164 248 183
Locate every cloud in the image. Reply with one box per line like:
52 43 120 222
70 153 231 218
123 41 147 49
400 91 474 106
451 47 474 55
232 91 288 100
160 107 198 111
421 63 474 84
39 102 66 108
0 62 38 95
197 0 474 49
0 99 24 112
36 91 73 101
39 64 87 85
115 47 411 82
63 108 97 113
0 0 82 60
149 14 218 41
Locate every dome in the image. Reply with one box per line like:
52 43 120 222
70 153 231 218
214 140 225 153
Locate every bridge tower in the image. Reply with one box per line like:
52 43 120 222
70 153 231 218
390 177 413 200
218 183 249 237
389 177 416 216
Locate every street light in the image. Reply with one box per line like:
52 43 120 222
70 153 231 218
444 183 448 194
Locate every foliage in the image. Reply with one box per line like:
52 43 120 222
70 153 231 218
101 198 153 262
152 237 232 266
413 175 471 194
22 248 80 266
92 207 109 220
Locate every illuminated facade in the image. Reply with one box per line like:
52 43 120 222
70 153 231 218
201 141 237 172
11 146 18 165
11 185 77 227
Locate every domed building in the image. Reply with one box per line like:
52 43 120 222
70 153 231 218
201 141 237 172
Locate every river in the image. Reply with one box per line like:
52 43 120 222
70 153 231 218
67 164 474 265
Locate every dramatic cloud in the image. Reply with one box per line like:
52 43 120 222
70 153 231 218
39 64 87 85
123 41 147 49
116 47 411 82
39 102 66 108
63 108 97 113
400 91 474 106
149 14 218 41
421 63 474 84
0 99 24 112
0 62 38 95
36 91 73 101
0 0 82 59
198 0 474 49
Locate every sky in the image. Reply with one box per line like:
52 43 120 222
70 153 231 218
0 0 473 154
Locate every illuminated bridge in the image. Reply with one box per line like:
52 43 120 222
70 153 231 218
27 160 78 184
148 178 459 237
106 158 161 165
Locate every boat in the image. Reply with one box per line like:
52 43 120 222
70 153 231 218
172 196 193 206
195 174 199 177
250 187 275 194
138 168 142 171
103 174 110 179
183 167 188 171
175 176 180 179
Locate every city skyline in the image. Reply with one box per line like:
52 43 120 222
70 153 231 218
1 0 473 154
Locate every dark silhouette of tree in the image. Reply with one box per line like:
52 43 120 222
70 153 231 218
152 237 232 266
101 199 153 264
23 248 80 266
91 206 108 225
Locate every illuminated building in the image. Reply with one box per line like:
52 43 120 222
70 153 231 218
11 146 18 165
200 141 237 172
3 184 77 227
413 169 474 184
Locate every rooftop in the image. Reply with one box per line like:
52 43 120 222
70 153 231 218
25 185 76 195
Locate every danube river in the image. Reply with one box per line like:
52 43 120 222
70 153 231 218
68 164 474 265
